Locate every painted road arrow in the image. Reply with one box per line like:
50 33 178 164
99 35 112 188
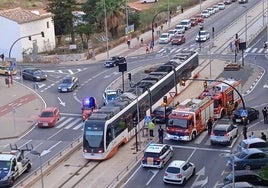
57 96 66 107
191 167 208 187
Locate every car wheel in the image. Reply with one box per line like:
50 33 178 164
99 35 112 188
256 114 259 119
182 178 186 186
22 75 26 80
26 163 32 172
191 168 196 177
210 141 214 145
235 130 238 137
191 132 196 140
244 164 251 170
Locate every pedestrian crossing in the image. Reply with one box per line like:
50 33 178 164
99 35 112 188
43 68 88 75
156 46 198 57
55 115 84 131
221 47 268 55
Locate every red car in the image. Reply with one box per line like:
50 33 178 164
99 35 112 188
37 107 60 127
195 14 204 23
190 17 198 27
171 34 186 45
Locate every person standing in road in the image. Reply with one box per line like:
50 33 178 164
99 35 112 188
148 121 155 138
207 117 213 135
262 107 267 124
261 132 267 141
249 132 255 139
243 126 248 140
158 125 164 144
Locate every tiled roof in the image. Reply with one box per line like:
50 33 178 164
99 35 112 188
0 7 51 24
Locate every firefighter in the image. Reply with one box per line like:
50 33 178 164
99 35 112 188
158 125 164 144
207 117 213 135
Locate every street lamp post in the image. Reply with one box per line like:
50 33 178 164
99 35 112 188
168 0 170 27
30 151 44 188
243 6 248 43
103 0 109 59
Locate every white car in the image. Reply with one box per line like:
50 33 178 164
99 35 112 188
207 7 215 15
158 33 170 44
168 29 178 39
175 25 185 34
218 2 225 10
210 119 238 145
195 30 210 42
141 143 173 168
201 9 210 18
213 5 220 12
163 160 196 185
179 19 191 30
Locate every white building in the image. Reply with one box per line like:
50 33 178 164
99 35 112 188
0 7 55 62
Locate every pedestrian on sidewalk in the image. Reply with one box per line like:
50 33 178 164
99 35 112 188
160 24 163 30
207 117 213 135
148 121 155 138
140 38 144 46
229 41 234 52
149 41 154 52
136 35 140 42
165 18 168 25
127 39 131 49
262 107 267 124
261 132 267 141
243 126 248 140
158 125 164 144
146 44 149 54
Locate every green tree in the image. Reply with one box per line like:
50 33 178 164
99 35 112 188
260 164 268 180
46 0 78 45
75 23 94 47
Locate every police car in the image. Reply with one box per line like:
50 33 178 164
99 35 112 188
141 143 173 168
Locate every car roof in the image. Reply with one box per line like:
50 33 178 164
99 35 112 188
242 148 264 154
223 182 256 188
230 170 258 176
145 143 167 153
214 123 231 130
241 137 266 144
168 160 186 168
43 107 58 112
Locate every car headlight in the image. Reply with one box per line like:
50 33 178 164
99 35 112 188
68 86 72 89
58 86 61 89
36 76 40 79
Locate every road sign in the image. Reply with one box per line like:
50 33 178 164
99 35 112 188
144 115 152 123
240 109 248 117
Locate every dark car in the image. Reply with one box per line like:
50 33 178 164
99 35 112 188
151 106 173 123
224 0 232 5
223 170 268 186
58 76 79 92
104 56 126 67
171 34 186 45
232 107 259 124
22 68 47 81
228 148 268 170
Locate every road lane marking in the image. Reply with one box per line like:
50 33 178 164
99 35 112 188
64 118 81 129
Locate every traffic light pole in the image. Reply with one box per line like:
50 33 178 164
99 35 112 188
8 32 44 58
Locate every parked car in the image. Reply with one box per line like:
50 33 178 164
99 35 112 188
37 107 60 128
201 9 210 18
223 170 268 186
195 30 210 42
168 29 178 38
22 68 47 82
159 33 171 44
207 7 215 15
58 76 79 92
171 34 186 45
228 148 268 170
190 17 198 27
210 118 238 145
238 0 248 3
151 106 173 123
104 56 126 67
224 0 232 5
237 138 268 152
212 5 220 12
232 107 259 124
195 14 204 23
223 182 262 188
218 2 226 10
163 160 195 185
141 143 173 168
175 25 185 34
0 65 17 75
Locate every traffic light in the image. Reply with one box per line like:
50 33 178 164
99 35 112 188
203 81 207 88
128 73 131 81
28 36 31 41
180 79 186 86
163 96 168 106
41 31 45 37
133 118 137 126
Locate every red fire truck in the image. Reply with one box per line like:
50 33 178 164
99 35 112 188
166 97 214 141
199 78 242 119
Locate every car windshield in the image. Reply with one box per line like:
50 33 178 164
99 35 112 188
0 161 11 171
169 118 188 128
169 30 175 34
213 130 226 136
180 21 188 26
153 110 164 115
144 152 160 158
166 166 181 173
109 57 117 61
235 151 247 159
106 93 117 101
161 34 168 38
41 111 53 117
62 78 72 83
33 70 43 75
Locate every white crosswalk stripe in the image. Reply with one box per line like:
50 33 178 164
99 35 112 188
251 48 258 53
54 116 83 130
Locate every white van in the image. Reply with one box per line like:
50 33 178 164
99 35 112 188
140 0 158 3
179 19 191 30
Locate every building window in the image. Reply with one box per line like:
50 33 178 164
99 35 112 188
47 22 49 28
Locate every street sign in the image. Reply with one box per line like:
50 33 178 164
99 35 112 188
144 115 152 123
240 109 248 117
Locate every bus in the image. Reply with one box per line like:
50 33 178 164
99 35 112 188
83 51 199 160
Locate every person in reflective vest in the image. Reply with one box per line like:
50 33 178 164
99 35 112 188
148 121 155 137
